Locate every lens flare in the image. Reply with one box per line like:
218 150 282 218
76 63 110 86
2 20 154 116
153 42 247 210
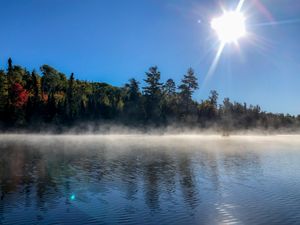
70 194 76 201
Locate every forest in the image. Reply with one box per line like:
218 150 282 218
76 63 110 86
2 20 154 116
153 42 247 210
0 58 299 133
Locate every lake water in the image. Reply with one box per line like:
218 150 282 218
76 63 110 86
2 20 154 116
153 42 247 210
0 134 300 225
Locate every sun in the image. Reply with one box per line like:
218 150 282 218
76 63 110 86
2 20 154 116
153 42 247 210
203 0 247 83
211 11 246 44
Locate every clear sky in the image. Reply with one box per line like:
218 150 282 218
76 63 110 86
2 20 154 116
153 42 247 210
0 0 300 114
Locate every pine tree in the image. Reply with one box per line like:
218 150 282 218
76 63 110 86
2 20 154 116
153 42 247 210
125 78 140 102
32 70 41 104
163 79 176 96
66 73 77 121
178 68 198 102
143 67 163 98
161 79 177 124
124 78 142 122
178 68 199 119
208 90 219 118
142 66 163 122
0 70 8 122
7 58 13 73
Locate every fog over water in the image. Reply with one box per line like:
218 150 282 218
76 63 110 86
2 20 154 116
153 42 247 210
1 134 300 225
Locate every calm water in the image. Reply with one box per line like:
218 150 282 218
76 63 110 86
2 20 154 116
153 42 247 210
1 134 300 225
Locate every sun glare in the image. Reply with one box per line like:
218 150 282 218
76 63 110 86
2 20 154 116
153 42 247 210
211 11 246 44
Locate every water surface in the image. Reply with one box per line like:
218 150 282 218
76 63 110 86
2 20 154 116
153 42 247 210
1 134 300 225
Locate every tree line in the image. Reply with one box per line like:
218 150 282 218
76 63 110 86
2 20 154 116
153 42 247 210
0 58 299 132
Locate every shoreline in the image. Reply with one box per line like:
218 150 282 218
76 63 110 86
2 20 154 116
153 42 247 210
1 132 300 138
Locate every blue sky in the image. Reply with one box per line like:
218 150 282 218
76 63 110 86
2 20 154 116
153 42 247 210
0 0 300 114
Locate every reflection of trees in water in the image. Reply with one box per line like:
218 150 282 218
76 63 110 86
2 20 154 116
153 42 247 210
144 159 160 210
0 143 39 199
114 150 140 201
157 152 177 195
0 144 27 196
0 142 198 215
36 156 60 212
0 140 263 223
0 143 71 220
176 152 199 209
196 150 220 190
141 149 177 211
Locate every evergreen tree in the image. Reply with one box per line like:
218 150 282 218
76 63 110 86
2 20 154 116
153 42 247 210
7 58 13 73
163 78 176 96
0 70 8 123
7 58 14 112
178 68 198 102
125 78 140 102
0 58 298 131
208 90 219 119
161 78 177 123
124 78 142 122
178 68 199 120
66 73 77 121
142 66 163 122
31 70 41 104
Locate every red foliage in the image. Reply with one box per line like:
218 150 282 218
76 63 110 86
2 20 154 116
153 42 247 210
42 93 48 102
11 83 29 108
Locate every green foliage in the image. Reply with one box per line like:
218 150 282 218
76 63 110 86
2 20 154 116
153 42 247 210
178 68 199 122
0 58 298 131
66 73 77 121
179 68 198 102
123 79 143 123
143 66 163 123
0 70 8 122
163 79 176 96
41 65 67 94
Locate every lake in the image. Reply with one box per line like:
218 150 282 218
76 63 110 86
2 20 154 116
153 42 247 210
0 134 300 225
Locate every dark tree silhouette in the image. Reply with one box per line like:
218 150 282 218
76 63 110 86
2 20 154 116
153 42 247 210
0 59 298 132
179 68 198 102
7 58 12 73
66 73 77 121
123 78 142 123
164 79 176 96
143 66 163 123
178 68 199 122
